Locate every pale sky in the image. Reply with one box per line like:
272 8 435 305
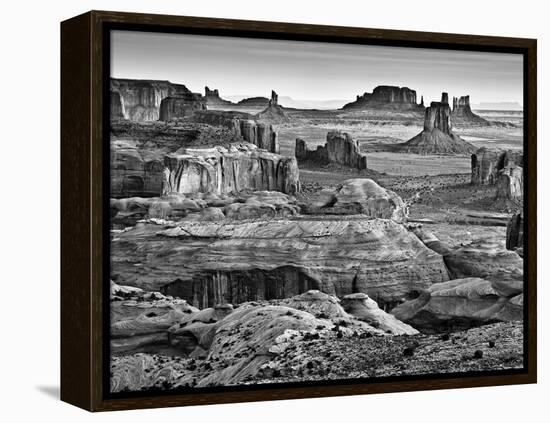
111 30 523 107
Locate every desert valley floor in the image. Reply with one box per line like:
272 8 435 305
108 82 525 392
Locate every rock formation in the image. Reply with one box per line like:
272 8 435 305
110 143 164 198
304 178 407 222
296 132 367 170
158 93 206 120
496 165 523 203
110 78 202 121
506 212 524 253
342 85 422 110
340 293 418 335
327 131 368 169
398 93 477 154
191 111 280 153
471 147 523 185
452 95 490 125
256 90 289 123
110 91 125 120
294 138 329 164
163 143 299 196
204 86 234 107
110 218 450 310
392 277 523 332
236 96 269 108
411 226 523 282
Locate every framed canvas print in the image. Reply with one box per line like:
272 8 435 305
60 10 537 411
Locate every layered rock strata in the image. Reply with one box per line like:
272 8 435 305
158 94 206 120
496 165 523 203
110 218 450 309
399 93 477 154
191 111 279 153
110 78 200 121
296 132 367 170
343 85 421 110
452 95 489 125
392 277 523 332
304 178 407 222
110 145 164 198
470 147 524 185
506 212 524 253
163 143 299 196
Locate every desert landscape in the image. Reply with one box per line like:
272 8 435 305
106 29 527 394
108 77 525 393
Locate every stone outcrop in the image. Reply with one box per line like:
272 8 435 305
110 78 199 121
471 147 523 185
327 131 368 169
304 178 407 222
340 293 418 335
257 90 289 123
158 94 206 120
110 144 164 198
452 95 490 125
111 218 450 310
236 96 269 108
163 143 299 196
496 165 523 203
506 212 524 253
295 138 329 164
343 85 421 110
411 226 523 282
392 277 523 332
296 131 367 170
204 86 234 107
191 111 279 153
398 93 477 154
110 91 125 120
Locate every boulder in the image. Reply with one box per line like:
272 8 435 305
392 277 523 332
163 143 300 196
340 293 419 335
111 217 450 309
305 178 407 222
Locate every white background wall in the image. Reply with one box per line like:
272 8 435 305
0 0 546 420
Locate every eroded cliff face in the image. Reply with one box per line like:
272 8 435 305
343 85 421 110
296 132 367 170
158 94 206 120
192 111 280 153
163 143 299 196
471 147 523 185
110 78 202 121
398 93 477 154
110 218 450 310
110 143 164 198
496 165 523 203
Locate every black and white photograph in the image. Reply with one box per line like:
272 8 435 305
107 29 526 393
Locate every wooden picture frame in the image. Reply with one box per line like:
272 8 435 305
61 10 537 412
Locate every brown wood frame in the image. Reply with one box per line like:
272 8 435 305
60 10 537 412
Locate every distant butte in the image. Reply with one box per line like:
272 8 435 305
342 85 424 110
